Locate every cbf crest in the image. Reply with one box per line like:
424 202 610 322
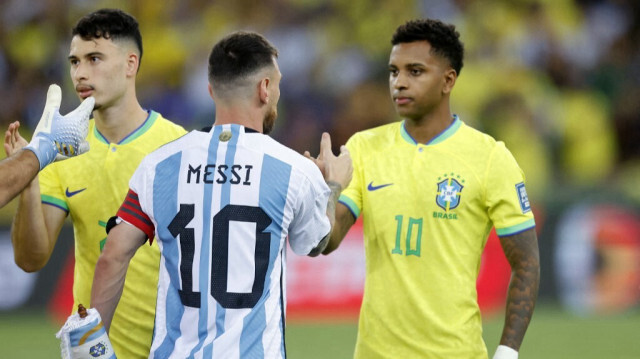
436 173 464 211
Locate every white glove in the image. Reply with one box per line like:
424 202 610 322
56 304 116 359
493 345 518 359
24 84 94 170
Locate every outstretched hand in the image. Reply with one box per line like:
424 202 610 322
24 84 94 170
4 121 28 157
304 132 352 190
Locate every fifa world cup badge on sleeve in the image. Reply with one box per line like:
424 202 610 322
56 304 116 359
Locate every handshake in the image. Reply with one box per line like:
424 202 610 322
18 84 94 170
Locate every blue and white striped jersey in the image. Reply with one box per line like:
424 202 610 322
119 124 331 358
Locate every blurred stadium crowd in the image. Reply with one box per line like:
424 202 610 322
0 0 639 314
1 0 639 204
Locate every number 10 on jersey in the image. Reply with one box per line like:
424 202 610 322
169 203 273 309
392 215 422 257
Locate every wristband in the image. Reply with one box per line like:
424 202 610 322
493 345 518 359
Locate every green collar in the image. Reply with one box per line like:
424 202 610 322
94 110 159 145
400 115 462 146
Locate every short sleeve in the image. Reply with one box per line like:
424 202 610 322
39 163 68 212
288 168 331 256
338 134 363 219
116 160 156 242
485 142 536 237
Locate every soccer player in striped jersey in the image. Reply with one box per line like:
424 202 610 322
316 19 540 359
8 9 186 358
90 31 352 358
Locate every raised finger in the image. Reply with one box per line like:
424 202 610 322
319 132 333 160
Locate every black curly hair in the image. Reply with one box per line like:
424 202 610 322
72 9 143 67
391 19 464 76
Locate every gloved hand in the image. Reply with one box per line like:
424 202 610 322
24 84 94 170
56 304 116 359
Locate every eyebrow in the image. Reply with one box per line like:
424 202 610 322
388 62 427 68
68 51 103 60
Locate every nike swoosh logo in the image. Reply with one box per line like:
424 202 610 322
367 182 393 191
65 187 87 197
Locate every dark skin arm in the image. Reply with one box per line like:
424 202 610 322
322 202 355 255
304 132 354 256
497 227 540 351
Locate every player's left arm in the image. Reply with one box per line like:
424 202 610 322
497 227 540 352
91 222 146 332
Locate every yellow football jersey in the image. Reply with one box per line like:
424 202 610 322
39 111 186 358
340 116 535 359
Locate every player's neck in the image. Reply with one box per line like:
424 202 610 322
213 105 263 133
403 106 454 144
93 97 148 144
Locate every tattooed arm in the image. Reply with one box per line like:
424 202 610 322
305 132 353 257
497 227 540 351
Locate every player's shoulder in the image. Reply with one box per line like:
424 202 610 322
455 120 509 152
260 135 317 171
138 130 205 168
151 112 188 135
453 120 516 167
458 121 498 145
347 121 400 148
252 135 325 188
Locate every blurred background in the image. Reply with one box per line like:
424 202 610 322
0 0 639 358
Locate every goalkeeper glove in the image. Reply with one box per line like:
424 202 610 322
493 345 518 359
24 84 94 170
56 304 116 359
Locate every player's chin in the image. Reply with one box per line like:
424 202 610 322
395 106 414 118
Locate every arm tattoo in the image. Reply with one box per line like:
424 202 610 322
325 180 342 228
307 180 342 257
498 228 540 351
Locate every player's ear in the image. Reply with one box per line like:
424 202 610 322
126 52 140 77
258 77 270 104
442 68 457 95
208 83 215 100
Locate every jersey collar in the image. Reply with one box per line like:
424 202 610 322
94 110 159 145
400 114 462 146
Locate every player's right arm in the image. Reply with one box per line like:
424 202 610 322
92 221 146 332
8 84 94 271
0 149 39 208
321 202 355 255
304 133 353 256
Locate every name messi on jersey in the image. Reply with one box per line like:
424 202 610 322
186 164 253 185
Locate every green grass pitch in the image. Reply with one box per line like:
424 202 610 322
1 305 638 358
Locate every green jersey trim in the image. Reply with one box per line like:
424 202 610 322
339 195 360 219
400 115 462 145
41 194 69 212
496 218 536 237
93 110 159 145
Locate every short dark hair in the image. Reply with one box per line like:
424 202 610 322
391 19 464 76
72 9 143 66
208 31 278 88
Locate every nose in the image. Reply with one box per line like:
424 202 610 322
391 71 408 90
72 62 88 82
